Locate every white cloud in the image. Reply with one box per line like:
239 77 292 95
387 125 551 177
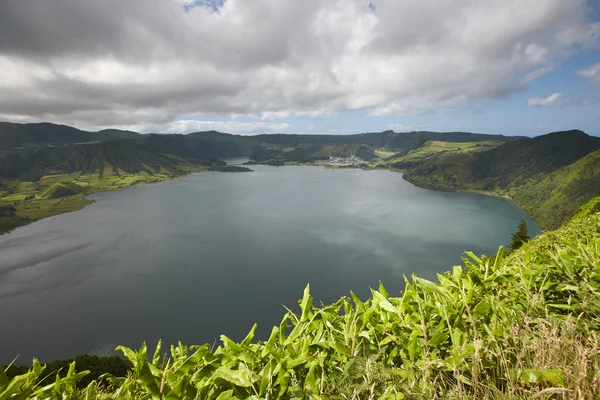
109 120 291 135
528 92 564 107
388 124 413 132
0 0 598 132
576 62 600 86
527 92 592 107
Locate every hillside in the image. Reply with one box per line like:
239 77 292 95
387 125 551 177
39 182 85 199
399 130 600 229
471 130 600 189
0 122 522 160
3 197 600 398
0 122 139 148
512 148 600 229
0 141 217 182
254 130 522 149
0 140 228 234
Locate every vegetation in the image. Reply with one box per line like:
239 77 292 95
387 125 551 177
250 144 378 164
511 148 600 230
2 197 600 398
2 122 599 232
508 220 529 251
0 159 212 234
209 166 253 172
397 131 600 230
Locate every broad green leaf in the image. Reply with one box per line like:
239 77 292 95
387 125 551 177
304 364 318 394
472 300 492 319
379 281 389 299
213 366 253 387
153 340 162 365
242 323 258 347
371 289 397 314
216 389 236 400
300 284 313 322
428 330 449 347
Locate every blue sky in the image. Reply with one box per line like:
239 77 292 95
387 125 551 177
1 0 599 137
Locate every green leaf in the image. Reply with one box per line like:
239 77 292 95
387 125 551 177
116 346 138 366
241 323 258 347
408 331 419 361
216 389 237 400
521 369 542 383
472 300 492 319
379 281 389 299
213 366 253 387
0 365 8 392
428 330 449 347
541 369 566 387
153 340 162 365
85 382 97 400
303 364 318 394
300 284 313 322
371 289 397 314
415 277 450 299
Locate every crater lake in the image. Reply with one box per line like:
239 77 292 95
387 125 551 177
0 163 540 362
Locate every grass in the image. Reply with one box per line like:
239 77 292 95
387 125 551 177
0 161 210 234
372 141 501 170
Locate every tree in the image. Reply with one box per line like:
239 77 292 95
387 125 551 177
508 219 530 251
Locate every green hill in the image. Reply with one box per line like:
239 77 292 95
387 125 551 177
0 141 224 182
471 130 600 189
39 182 85 199
250 143 378 163
399 130 600 229
0 122 139 148
3 197 600 398
512 148 600 229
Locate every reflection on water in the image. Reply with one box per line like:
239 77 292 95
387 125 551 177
0 166 539 362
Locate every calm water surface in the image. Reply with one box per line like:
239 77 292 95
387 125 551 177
0 164 539 362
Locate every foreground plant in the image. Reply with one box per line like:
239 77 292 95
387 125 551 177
3 198 600 399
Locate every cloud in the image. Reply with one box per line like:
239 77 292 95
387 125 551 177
527 92 592 107
576 62 600 86
101 119 291 135
0 0 598 132
528 92 564 107
388 124 413 132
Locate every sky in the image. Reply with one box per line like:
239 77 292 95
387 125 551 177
0 0 599 136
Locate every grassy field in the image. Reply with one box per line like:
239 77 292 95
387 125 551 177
372 140 501 170
0 162 210 234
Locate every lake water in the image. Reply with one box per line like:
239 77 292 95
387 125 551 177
0 164 539 363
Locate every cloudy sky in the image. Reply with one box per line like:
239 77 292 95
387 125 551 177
1 0 599 136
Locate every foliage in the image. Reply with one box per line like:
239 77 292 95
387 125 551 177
5 355 131 389
511 148 600 229
3 197 600 399
508 220 530 251
471 130 600 189
209 166 253 172
39 182 85 199
397 131 600 230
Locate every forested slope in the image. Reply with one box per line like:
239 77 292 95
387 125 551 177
400 130 600 230
512 148 600 229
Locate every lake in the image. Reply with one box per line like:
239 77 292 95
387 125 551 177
0 164 539 363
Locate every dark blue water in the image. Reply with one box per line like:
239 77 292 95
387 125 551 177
0 164 539 363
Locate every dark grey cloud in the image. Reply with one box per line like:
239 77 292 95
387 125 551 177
0 0 598 132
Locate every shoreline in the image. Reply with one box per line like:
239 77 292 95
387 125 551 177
397 171 543 231
0 168 209 235
1 162 541 236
